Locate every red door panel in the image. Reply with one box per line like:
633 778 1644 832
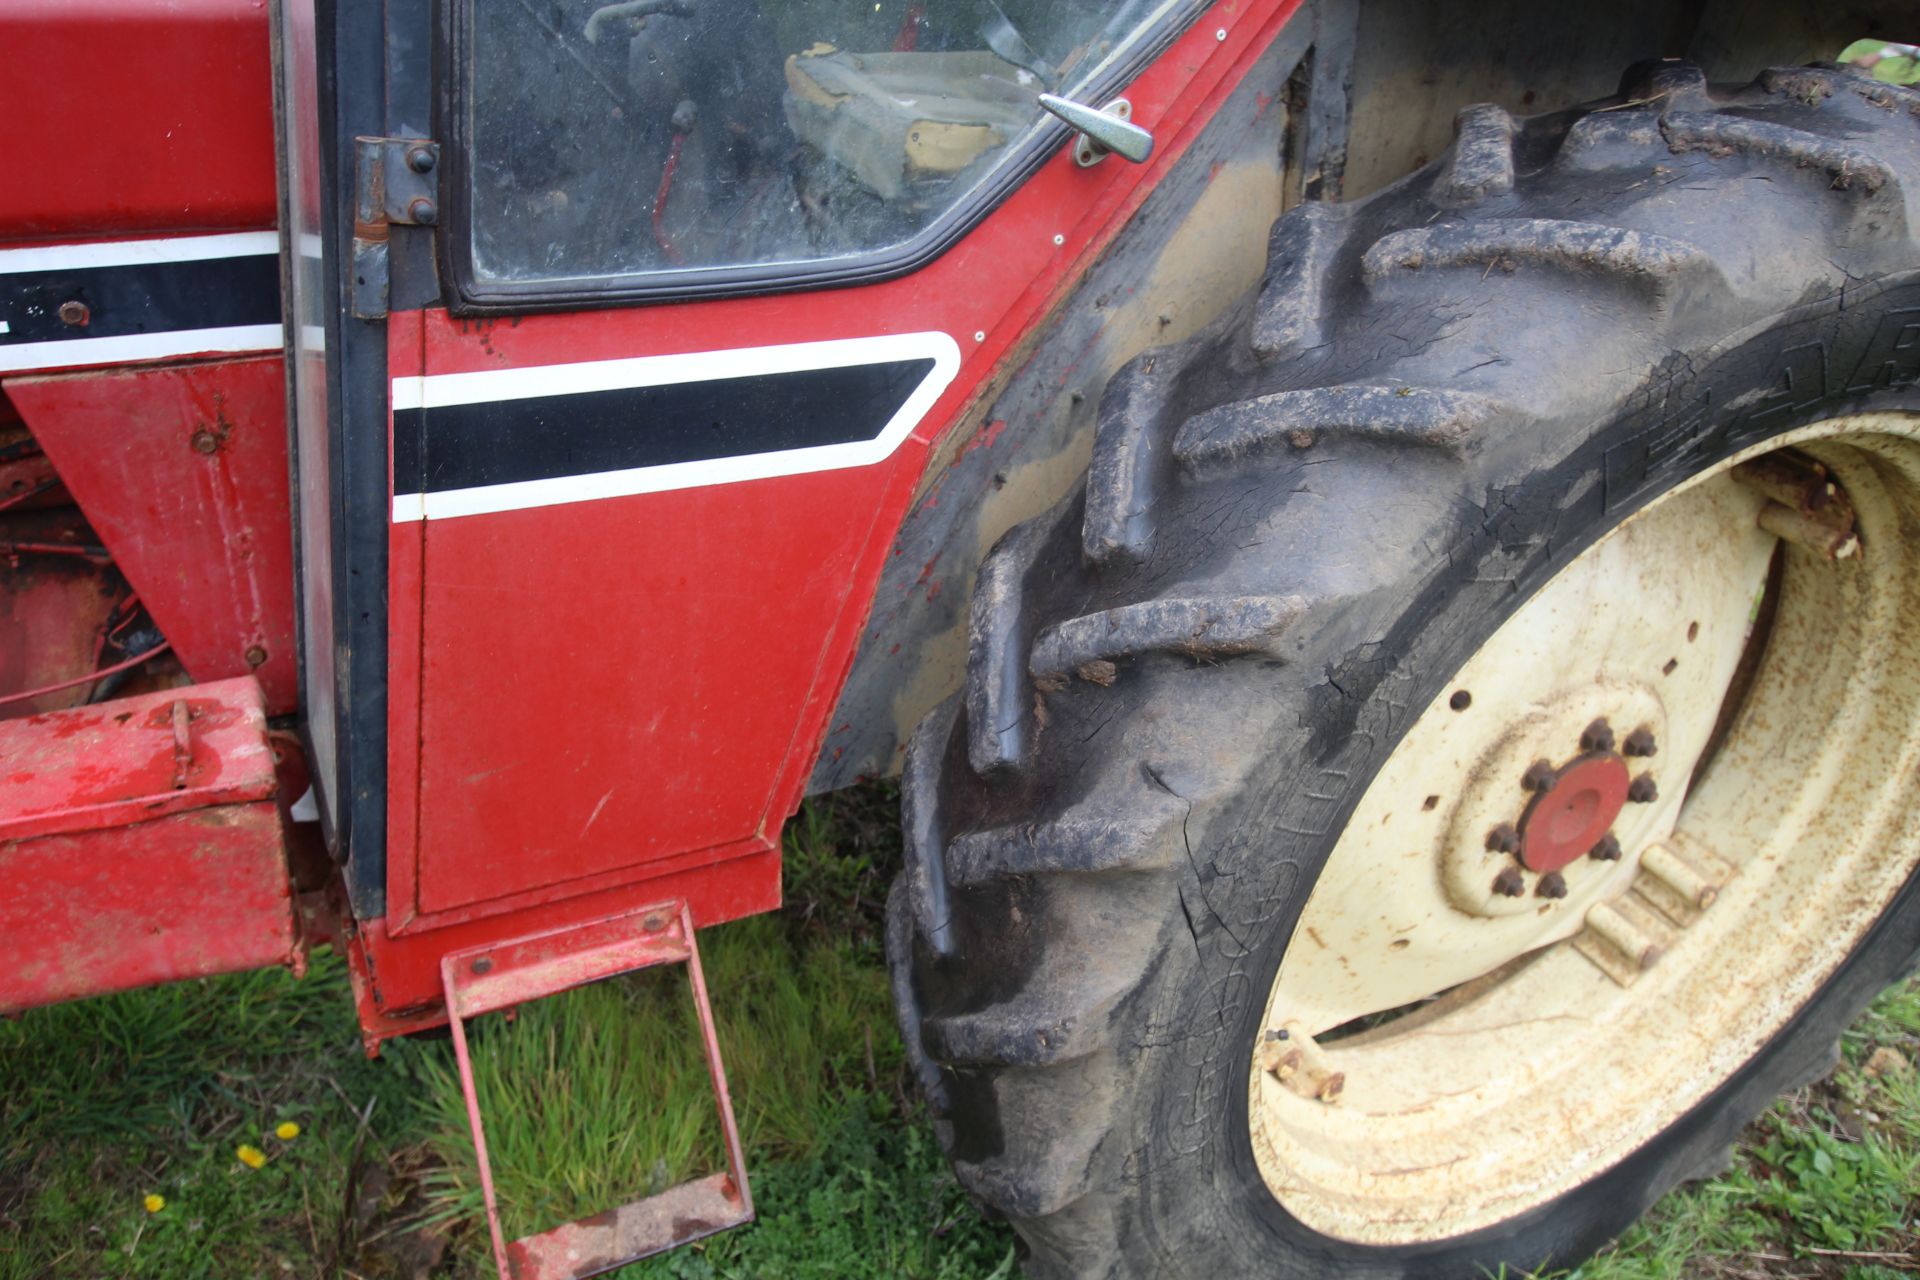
370 0 1306 970
412 468 893 914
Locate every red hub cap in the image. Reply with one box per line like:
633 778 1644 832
1517 753 1631 874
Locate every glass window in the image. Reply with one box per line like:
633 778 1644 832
461 0 1189 291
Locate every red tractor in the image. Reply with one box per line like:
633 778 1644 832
5 0 1920 1274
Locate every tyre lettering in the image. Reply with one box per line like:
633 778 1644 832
1844 307 1920 393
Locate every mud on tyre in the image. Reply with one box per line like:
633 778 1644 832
890 60 1920 1278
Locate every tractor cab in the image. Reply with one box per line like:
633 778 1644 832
275 0 1215 1026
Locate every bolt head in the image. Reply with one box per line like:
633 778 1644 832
408 196 438 225
471 956 493 975
190 430 220 455
1579 718 1616 753
1622 727 1658 757
1521 759 1559 792
405 144 436 173
642 911 669 933
1588 832 1623 861
1627 772 1659 804
58 300 90 327
1485 822 1521 854
1492 865 1526 897
244 644 268 668
1535 871 1568 899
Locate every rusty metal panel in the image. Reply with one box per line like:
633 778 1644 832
0 515 124 719
5 357 301 715
0 678 297 1012
510 1174 746 1279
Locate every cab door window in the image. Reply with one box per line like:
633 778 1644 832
457 0 1193 298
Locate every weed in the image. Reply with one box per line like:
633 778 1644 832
0 954 431 1279
627 1097 1018 1280
780 781 902 950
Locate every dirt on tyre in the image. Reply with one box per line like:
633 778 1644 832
888 60 1920 1278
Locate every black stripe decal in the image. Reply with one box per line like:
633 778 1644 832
394 357 936 496
0 254 280 346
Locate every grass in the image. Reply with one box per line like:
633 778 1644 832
0 957 426 1278
2 784 1915 1278
0 784 1014 1279
397 916 896 1236
1544 980 1920 1280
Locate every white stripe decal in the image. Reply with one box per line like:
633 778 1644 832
0 324 285 374
391 331 956 412
391 331 962 522
0 231 280 275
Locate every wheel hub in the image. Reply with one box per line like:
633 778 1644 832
1518 751 1631 874
1442 682 1671 919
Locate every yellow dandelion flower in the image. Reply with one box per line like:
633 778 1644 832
274 1121 301 1141
143 1193 166 1214
236 1144 267 1170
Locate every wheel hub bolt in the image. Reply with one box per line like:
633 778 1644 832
1589 832 1622 861
1486 822 1521 854
1492 865 1527 897
1521 759 1559 792
1579 719 1616 753
1627 772 1658 804
1622 727 1658 757
1536 871 1569 899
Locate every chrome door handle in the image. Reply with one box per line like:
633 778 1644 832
1038 94 1154 166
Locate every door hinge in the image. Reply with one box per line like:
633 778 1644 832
351 136 439 319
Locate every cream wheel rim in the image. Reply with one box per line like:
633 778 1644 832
1249 413 1920 1244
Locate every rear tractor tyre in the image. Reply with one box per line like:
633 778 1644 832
889 61 1920 1278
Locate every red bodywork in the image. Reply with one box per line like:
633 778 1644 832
0 0 1306 1041
0 0 277 240
0 678 297 1011
369 1 1300 1023
8 358 301 713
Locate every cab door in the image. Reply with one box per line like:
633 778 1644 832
282 0 1304 1019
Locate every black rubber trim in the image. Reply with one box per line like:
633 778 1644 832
394 356 931 494
314 0 407 915
436 0 1211 315
0 253 279 346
